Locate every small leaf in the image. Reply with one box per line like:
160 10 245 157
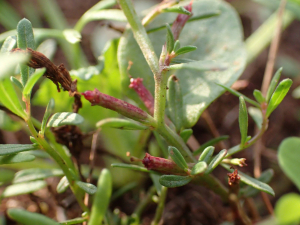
0 169 15 185
168 146 188 171
63 29 82 44
96 118 148 130
169 60 228 72
0 36 17 53
173 40 180 52
239 96 248 146
248 107 262 129
162 6 192 15
175 46 197 56
13 168 63 183
275 193 300 225
0 153 35 165
159 175 192 188
191 161 207 175
266 79 293 117
253 89 265 103
0 144 38 156
56 176 69 194
47 112 84 127
10 76 23 90
88 169 112 225
2 180 47 198
23 68 46 98
180 129 193 143
266 67 282 102
198 146 215 163
0 110 22 132
0 53 29 80
8 208 59 225
76 181 97 195
205 149 227 174
41 98 55 135
59 218 87 225
193 136 229 156
111 163 154 173
166 23 174 54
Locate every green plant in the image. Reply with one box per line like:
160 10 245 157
0 0 295 224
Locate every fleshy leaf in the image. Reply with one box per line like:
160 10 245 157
166 23 174 53
266 67 282 102
75 181 97 195
198 146 215 163
193 136 228 156
96 118 148 130
0 53 29 80
253 89 266 103
275 193 300 225
168 146 188 171
13 168 63 183
191 161 207 175
56 176 69 194
159 175 192 187
239 96 248 146
205 149 227 174
23 68 46 98
47 112 84 127
10 76 23 90
0 153 35 165
180 129 193 143
2 180 47 198
175 45 197 56
0 144 38 156
0 36 17 53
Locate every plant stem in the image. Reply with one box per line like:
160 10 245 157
151 186 168 225
132 186 156 219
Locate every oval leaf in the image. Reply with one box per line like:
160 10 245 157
275 193 300 225
168 146 188 170
76 181 97 195
266 79 293 117
0 144 38 156
205 149 227 174
239 96 248 146
0 153 35 165
2 180 47 198
159 175 192 188
96 118 148 130
47 112 84 127
253 89 265 103
8 208 59 225
198 146 215 163
191 161 207 175
56 176 69 194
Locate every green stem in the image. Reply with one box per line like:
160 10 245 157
132 186 156 218
151 186 168 225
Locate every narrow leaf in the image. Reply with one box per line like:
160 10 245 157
59 218 87 225
193 136 228 156
180 129 193 143
111 163 154 173
191 161 207 175
41 98 55 135
253 89 266 103
23 68 46 98
88 169 112 225
159 175 192 188
169 60 228 72
168 146 188 171
239 96 248 146
166 23 174 53
266 79 293 117
173 40 180 52
2 180 47 198
205 149 227 174
0 36 17 53
10 76 23 90
0 53 29 80
0 144 38 156
13 168 63 183
0 153 35 165
198 146 215 163
266 67 282 102
175 46 197 56
47 112 84 127
96 118 148 130
162 6 192 15
0 110 22 132
63 29 82 44
57 176 69 194
76 181 97 195
248 107 262 129
8 208 59 225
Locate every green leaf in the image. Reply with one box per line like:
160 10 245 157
0 153 35 165
162 6 192 15
41 98 55 135
119 0 246 128
76 181 97 195
198 146 215 163
150 173 162 196
168 60 227 71
0 110 22 131
56 176 69 194
17 18 35 86
173 40 180 52
166 75 183 132
239 96 248 146
0 36 17 53
193 136 228 156
23 68 46 98
266 79 293 117
2 180 47 198
10 76 23 90
266 67 282 102
253 89 266 103
248 106 262 129
59 218 87 225
88 169 112 225
0 53 29 80
0 144 38 156
8 208 59 225
166 23 174 53
63 29 81 44
275 193 300 225
205 149 227 174
0 169 15 185
47 112 84 127
168 146 188 171
175 46 197 56
13 168 63 183
111 163 154 173
180 129 193 143
96 118 148 130
278 137 300 191
191 161 207 175
159 175 192 188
